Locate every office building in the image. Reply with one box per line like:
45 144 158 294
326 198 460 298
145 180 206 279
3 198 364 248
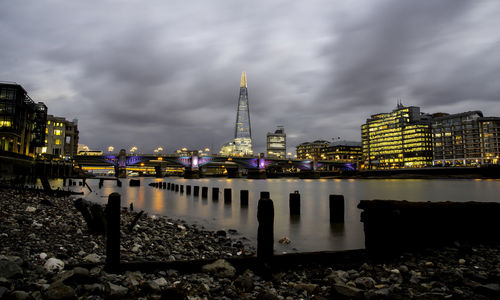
37 115 79 157
324 140 362 164
233 72 253 156
266 126 286 158
361 104 432 169
0 82 47 157
296 140 330 160
479 117 500 165
432 111 500 166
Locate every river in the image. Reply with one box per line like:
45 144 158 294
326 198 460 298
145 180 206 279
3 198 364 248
49 177 500 253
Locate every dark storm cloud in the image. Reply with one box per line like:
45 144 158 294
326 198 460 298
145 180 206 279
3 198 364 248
1 0 499 154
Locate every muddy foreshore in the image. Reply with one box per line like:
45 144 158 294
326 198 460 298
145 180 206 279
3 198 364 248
1 187 500 299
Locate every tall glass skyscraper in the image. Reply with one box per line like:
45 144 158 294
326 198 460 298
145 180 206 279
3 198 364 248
233 72 253 156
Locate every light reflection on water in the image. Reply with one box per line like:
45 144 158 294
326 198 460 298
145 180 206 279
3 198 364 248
47 177 500 252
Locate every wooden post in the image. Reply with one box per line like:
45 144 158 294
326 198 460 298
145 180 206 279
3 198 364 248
167 182 171 189
175 184 179 192
180 185 184 193
224 188 232 204
290 191 300 215
194 186 199 196
329 194 345 223
116 179 122 187
260 191 270 199
105 193 121 271
212 187 219 200
240 190 249 206
201 187 208 198
99 178 104 189
257 197 274 260
63 178 67 187
186 185 191 195
162 182 166 189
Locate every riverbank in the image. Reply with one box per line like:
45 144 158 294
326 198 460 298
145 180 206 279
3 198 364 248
1 187 500 299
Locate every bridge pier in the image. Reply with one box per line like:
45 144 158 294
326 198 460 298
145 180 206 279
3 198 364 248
154 166 163 178
247 169 267 179
298 170 320 179
226 166 241 178
184 169 200 179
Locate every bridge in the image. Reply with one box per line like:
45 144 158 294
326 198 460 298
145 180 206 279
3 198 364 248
74 150 355 179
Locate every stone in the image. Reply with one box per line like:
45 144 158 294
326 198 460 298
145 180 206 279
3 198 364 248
333 283 363 299
83 254 100 263
25 206 36 212
202 259 236 278
0 287 7 299
0 260 23 278
326 270 349 284
44 258 64 273
46 281 76 300
294 283 318 293
106 283 128 297
354 277 376 290
215 230 226 237
256 291 279 300
39 253 47 260
458 259 466 265
9 290 30 300
476 283 500 296
153 277 168 287
234 275 254 292
160 287 187 300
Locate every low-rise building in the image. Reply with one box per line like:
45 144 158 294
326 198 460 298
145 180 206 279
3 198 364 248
324 140 362 164
296 140 330 160
37 115 79 157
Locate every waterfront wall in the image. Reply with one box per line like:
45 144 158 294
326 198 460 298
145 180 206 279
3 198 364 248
358 200 500 254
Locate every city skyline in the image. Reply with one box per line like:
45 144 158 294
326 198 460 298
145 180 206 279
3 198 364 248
1 1 500 154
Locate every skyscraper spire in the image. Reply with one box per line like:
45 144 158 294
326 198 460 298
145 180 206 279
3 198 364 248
233 71 253 156
240 71 247 88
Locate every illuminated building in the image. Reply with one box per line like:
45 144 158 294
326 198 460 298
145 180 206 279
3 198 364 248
233 72 253 156
361 104 432 169
324 140 362 164
0 82 46 157
266 126 286 158
432 111 500 166
37 115 79 157
480 117 500 165
296 140 329 160
219 141 235 156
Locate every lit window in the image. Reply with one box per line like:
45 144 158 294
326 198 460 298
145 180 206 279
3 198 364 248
55 139 61 145
47 121 51 125
41 147 47 153
54 129 62 136
0 121 12 127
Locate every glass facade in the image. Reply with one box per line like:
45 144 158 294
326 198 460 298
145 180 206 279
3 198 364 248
233 72 253 156
324 141 362 164
362 105 432 169
0 82 46 156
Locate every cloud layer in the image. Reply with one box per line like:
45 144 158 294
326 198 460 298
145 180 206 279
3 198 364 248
1 0 499 154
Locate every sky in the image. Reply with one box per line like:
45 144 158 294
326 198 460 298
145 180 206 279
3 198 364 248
1 0 500 155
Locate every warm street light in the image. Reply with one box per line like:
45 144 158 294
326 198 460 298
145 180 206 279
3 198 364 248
108 146 114 153
130 146 137 154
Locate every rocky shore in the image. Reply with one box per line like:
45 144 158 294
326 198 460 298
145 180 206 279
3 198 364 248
1 187 500 299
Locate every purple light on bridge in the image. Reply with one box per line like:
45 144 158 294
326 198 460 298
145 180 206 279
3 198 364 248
192 156 199 168
259 157 265 170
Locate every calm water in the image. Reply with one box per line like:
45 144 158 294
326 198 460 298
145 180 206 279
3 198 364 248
48 177 500 253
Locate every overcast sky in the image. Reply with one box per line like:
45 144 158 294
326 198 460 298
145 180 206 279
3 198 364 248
1 0 499 154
